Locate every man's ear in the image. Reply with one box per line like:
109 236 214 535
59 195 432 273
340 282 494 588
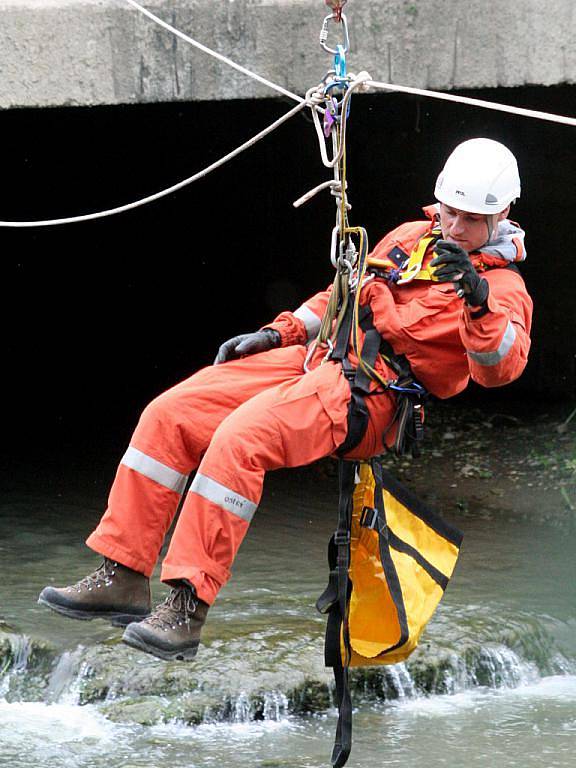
498 205 511 221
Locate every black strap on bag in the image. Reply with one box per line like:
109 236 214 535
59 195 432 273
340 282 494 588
317 458 412 768
370 458 409 652
315 458 356 768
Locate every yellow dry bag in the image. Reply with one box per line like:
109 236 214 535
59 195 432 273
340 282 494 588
317 458 463 768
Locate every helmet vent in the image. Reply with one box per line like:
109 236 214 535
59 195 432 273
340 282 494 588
485 193 499 205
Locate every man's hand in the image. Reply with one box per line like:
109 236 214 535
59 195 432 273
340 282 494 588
430 240 489 307
214 329 281 365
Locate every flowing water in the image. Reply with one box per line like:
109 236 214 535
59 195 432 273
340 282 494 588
0 458 575 768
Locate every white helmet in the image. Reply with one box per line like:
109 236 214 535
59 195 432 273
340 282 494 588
434 138 521 214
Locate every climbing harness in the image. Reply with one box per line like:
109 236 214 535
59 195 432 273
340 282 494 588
317 459 463 768
296 7 428 461
300 10 460 767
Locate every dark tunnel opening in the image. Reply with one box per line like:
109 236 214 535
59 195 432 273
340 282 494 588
1 84 575 476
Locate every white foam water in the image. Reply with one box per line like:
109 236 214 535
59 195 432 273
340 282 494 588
389 673 576 717
0 700 115 742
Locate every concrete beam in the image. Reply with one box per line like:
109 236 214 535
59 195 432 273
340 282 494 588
1 0 575 109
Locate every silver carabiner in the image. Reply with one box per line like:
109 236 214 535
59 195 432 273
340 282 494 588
321 337 335 363
345 237 358 267
319 12 350 55
329 225 340 267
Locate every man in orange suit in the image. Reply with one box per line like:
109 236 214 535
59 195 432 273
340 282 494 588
39 138 532 661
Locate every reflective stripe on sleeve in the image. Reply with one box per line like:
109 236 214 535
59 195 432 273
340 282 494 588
190 473 257 523
467 320 517 366
121 447 189 494
294 305 321 341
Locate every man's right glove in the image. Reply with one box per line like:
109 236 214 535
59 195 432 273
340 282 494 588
214 328 281 365
430 240 489 307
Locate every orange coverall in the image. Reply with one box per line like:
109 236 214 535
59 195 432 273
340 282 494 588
86 212 533 605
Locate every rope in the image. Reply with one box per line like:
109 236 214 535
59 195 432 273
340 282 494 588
0 100 308 227
125 0 304 105
366 79 576 128
0 0 309 228
308 72 372 169
2 1 576 228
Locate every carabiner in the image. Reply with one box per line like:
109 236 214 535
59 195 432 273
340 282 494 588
319 12 350 55
323 96 339 138
329 225 340 267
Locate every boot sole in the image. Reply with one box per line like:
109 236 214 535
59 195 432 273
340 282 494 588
122 624 200 662
37 595 150 628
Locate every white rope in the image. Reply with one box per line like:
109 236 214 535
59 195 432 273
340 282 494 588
309 71 372 168
0 100 307 227
366 79 576 128
2 1 575 228
125 0 304 105
0 0 308 228
293 179 339 208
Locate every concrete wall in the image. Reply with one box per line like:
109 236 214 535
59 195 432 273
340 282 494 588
1 0 576 109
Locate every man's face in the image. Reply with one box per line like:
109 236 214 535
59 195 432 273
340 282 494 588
438 203 494 252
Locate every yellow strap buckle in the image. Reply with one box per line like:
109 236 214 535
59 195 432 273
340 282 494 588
397 228 441 284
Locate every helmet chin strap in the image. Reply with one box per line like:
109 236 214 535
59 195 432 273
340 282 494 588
484 213 498 246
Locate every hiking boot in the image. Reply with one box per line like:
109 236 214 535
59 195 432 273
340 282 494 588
38 558 151 627
122 583 209 661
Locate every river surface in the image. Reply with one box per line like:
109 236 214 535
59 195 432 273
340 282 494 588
0 454 574 768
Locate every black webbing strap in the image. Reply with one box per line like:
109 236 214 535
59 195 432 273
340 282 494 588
335 307 381 457
331 297 355 363
317 459 355 768
377 331 411 380
370 458 410 652
331 657 352 768
315 534 338 615
336 383 369 457
353 311 382 394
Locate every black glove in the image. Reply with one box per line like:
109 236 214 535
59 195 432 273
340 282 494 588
430 240 489 307
214 328 281 365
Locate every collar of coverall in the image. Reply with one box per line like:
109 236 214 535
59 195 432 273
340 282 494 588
422 204 527 264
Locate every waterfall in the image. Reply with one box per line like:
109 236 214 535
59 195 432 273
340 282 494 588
0 634 33 699
44 646 86 704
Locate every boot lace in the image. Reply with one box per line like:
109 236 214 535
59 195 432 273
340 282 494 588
69 559 118 592
146 585 198 630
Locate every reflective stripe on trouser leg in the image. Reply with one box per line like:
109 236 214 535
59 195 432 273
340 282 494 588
86 455 189 577
160 478 254 600
120 447 189 494
161 361 351 604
